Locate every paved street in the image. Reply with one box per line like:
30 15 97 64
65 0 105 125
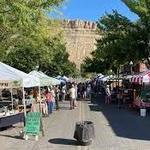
1 97 150 150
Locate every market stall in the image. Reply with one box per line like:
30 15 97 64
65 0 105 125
29 71 61 115
131 70 150 108
0 62 40 128
131 70 150 85
0 112 24 128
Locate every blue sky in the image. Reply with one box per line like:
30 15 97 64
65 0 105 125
51 0 139 21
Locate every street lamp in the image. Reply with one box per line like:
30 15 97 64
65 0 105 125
129 61 133 75
35 65 39 71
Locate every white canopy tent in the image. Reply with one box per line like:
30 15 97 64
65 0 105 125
29 71 61 86
56 75 70 82
39 71 61 85
0 67 22 111
97 75 105 81
96 73 104 78
0 62 39 88
0 71 22 89
100 76 110 82
0 62 40 116
62 76 70 82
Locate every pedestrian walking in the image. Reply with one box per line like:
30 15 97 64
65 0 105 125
41 92 48 117
61 85 66 101
117 88 123 109
86 84 91 99
45 88 53 115
55 85 60 110
69 84 76 109
51 86 56 110
81 83 86 99
105 85 111 104
74 83 78 107
32 89 41 112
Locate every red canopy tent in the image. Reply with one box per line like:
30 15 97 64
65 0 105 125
131 70 150 84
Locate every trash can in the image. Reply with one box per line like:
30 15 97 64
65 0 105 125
140 108 146 117
74 121 95 146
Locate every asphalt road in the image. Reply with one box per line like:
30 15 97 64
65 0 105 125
1 98 150 150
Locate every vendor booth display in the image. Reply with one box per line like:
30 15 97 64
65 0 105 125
131 70 150 109
0 112 24 128
0 62 39 88
133 87 150 108
131 70 150 85
0 62 40 128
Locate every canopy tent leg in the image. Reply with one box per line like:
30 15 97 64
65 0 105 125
38 87 42 112
10 87 13 111
22 87 26 117
38 86 44 136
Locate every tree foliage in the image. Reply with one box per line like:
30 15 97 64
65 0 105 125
82 1 150 74
0 0 77 76
122 0 150 19
82 11 136 74
122 0 150 64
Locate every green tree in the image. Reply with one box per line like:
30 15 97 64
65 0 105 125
122 0 150 19
82 6 150 74
40 36 77 77
0 0 77 76
0 0 63 58
122 0 150 64
82 1 150 75
82 11 136 74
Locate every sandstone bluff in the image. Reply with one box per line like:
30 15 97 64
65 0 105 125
62 20 100 70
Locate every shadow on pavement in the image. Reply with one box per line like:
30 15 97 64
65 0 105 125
48 138 79 146
89 94 150 141
0 134 23 140
89 104 102 111
60 106 71 110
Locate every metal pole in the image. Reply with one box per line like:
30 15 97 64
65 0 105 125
10 87 13 111
38 86 44 136
22 87 26 116
38 86 42 113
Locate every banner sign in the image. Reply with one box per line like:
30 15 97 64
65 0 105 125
0 80 21 89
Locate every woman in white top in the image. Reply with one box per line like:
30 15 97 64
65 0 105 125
69 84 76 109
105 85 111 104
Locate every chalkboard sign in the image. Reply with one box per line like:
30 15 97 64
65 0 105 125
24 112 41 136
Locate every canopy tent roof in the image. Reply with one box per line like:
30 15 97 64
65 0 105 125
0 70 21 81
39 71 61 85
56 75 70 82
96 73 104 78
98 75 122 82
131 70 150 84
0 62 39 88
29 71 60 86
97 75 105 80
0 70 22 88
99 76 110 82
123 75 133 80
62 76 70 82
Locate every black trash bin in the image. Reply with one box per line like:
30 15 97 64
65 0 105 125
74 121 95 146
